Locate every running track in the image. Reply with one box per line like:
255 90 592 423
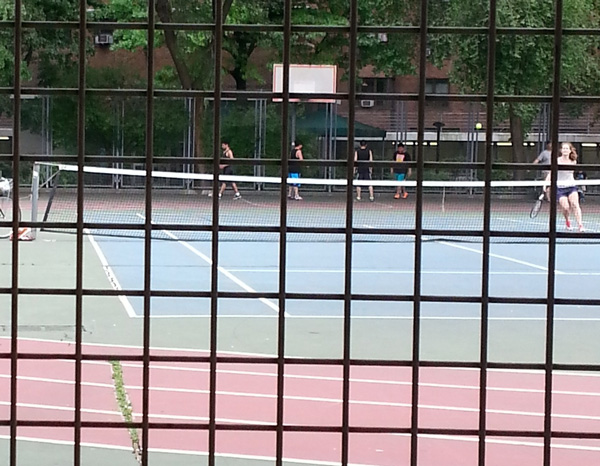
0 338 599 465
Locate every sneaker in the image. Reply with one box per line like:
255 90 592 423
369 196 374 202
565 220 572 231
394 193 400 199
218 193 222 199
234 192 241 200
294 195 303 201
578 225 585 232
401 192 408 199
356 196 361 201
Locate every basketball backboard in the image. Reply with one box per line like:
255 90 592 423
272 64 337 103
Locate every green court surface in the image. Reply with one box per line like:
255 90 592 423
1 230 599 364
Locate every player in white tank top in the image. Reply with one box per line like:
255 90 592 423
545 142 583 231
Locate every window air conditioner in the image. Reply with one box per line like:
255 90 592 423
360 100 375 108
94 33 114 46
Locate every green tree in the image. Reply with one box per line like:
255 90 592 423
96 0 421 161
23 66 188 159
0 0 194 168
0 0 106 86
268 1 419 76
429 0 600 173
0 0 105 177
96 0 279 161
2 0 425 170
356 0 420 77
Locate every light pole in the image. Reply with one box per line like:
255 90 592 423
433 121 445 172
474 122 482 181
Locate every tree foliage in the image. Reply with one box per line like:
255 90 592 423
95 0 271 90
356 0 420 77
429 0 600 165
0 0 106 86
7 0 597 172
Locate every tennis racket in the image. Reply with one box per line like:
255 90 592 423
530 192 545 218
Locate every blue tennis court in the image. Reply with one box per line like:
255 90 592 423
31 161 600 365
88 232 600 320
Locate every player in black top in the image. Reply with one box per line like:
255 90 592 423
219 141 241 199
391 143 411 199
354 140 374 201
288 141 303 200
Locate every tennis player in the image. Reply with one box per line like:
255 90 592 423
391 143 411 199
545 142 584 231
533 142 551 200
288 141 303 201
354 140 374 201
219 141 242 199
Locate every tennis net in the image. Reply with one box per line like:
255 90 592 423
31 162 600 243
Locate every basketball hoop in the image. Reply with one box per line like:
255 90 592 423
272 64 337 103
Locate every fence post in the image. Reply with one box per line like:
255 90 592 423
30 162 40 239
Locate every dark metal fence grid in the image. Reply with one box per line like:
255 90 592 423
2 1 599 466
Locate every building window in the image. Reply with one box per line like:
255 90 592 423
425 78 450 94
359 77 393 107
426 78 450 106
360 77 393 94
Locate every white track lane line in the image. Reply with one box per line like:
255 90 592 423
7 373 599 425
136 214 285 317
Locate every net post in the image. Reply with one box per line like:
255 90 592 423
30 162 40 239
441 186 446 213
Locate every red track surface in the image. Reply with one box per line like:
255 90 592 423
1 337 599 465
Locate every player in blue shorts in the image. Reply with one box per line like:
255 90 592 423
391 143 411 199
288 141 303 200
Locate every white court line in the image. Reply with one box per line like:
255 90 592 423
220 194 263 208
501 215 600 233
135 213 285 317
114 445 366 466
143 314 600 322
223 268 600 276
0 430 346 466
0 435 134 453
86 230 137 318
2 433 598 463
438 241 565 274
123 439 600 462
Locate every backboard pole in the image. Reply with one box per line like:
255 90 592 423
290 104 296 148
